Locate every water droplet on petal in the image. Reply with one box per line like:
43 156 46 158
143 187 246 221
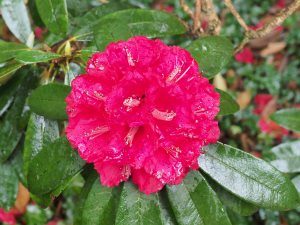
124 127 139 147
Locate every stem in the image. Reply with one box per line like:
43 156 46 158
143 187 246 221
229 0 300 52
179 0 194 19
224 0 249 31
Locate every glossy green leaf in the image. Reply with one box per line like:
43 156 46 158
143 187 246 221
157 190 178 225
35 0 69 36
8 142 26 185
217 89 240 116
226 209 252 225
187 36 233 78
0 69 38 162
204 174 258 216
270 108 300 132
94 9 186 50
0 73 24 116
292 175 300 193
15 50 61 64
28 83 71 120
23 113 59 178
167 171 232 225
73 2 133 37
0 163 18 210
115 182 164 225
0 62 24 85
28 137 85 195
76 172 121 225
199 143 300 210
0 120 21 163
270 141 300 173
0 41 27 63
0 0 33 45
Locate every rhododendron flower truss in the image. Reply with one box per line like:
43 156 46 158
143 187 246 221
66 36 220 194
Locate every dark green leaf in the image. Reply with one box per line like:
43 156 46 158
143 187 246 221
94 9 186 50
0 62 24 85
292 175 300 193
199 143 300 210
270 141 300 173
28 137 85 195
0 69 38 162
204 174 258 216
15 50 61 64
73 2 133 37
0 41 27 63
23 113 59 179
217 89 240 116
35 0 69 36
8 141 26 185
0 163 18 210
270 108 300 132
28 0 44 27
226 209 252 225
66 0 90 16
0 0 33 45
0 73 24 116
167 171 232 225
115 182 164 225
158 190 178 225
0 120 22 163
76 172 121 225
187 36 233 78
28 83 71 120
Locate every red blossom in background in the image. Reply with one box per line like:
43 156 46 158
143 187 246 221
258 118 288 138
34 27 45 40
249 21 264 31
235 47 254 64
253 94 288 139
0 208 17 225
249 21 284 32
66 36 220 194
253 94 273 115
276 0 286 8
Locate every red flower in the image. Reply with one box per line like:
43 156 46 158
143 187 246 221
235 47 254 64
0 208 17 225
253 94 273 115
250 21 283 33
276 0 286 8
253 94 288 138
249 21 264 31
34 27 44 40
66 36 220 194
258 118 288 139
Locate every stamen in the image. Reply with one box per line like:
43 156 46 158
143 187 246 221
174 62 193 83
85 90 106 101
123 97 141 111
166 65 182 83
124 47 135 66
124 127 139 147
84 125 110 140
152 109 176 121
122 165 131 177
